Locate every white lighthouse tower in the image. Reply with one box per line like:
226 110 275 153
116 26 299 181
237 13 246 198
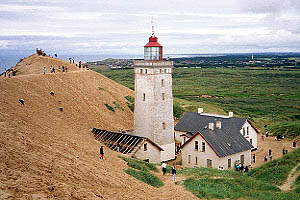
133 26 175 162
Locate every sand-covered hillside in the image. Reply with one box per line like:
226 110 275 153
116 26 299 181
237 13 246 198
13 54 79 76
0 55 199 199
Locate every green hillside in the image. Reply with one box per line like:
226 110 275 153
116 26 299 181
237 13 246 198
91 67 300 138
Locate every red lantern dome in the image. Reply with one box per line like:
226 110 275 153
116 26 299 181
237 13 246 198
144 33 163 61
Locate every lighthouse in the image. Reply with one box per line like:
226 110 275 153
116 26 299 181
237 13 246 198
133 26 175 162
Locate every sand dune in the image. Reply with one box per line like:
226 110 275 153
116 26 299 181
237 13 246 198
0 55 199 199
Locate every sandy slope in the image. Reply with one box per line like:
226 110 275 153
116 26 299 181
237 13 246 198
0 55 197 199
13 54 79 76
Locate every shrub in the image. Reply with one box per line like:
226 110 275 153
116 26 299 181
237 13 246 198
104 103 115 112
125 96 134 112
113 101 124 111
173 103 185 119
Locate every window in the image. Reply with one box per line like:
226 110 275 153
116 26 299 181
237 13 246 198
144 47 160 60
228 158 231 169
202 142 206 152
195 157 198 164
188 155 191 163
143 93 146 101
164 69 167 73
247 127 249 135
140 69 143 74
160 69 162 73
195 141 199 151
243 127 245 136
144 143 147 151
162 93 165 100
207 159 212 168
161 79 164 87
162 122 166 130
250 139 253 145
183 137 186 143
240 155 245 164
145 69 148 74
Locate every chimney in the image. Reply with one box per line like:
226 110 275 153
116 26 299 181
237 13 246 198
229 112 233 117
198 108 203 114
216 121 222 129
208 123 214 131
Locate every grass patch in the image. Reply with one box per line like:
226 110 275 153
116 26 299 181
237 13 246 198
120 156 158 172
247 148 300 185
124 168 163 188
294 175 300 193
113 101 124 111
183 177 300 200
124 95 134 112
179 166 242 179
104 103 115 112
266 121 300 138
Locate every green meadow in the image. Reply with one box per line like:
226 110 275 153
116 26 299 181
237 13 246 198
91 66 300 137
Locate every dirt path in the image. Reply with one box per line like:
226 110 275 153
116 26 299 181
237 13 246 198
279 163 300 191
154 170 199 200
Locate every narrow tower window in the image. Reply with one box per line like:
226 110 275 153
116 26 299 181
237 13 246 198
162 93 165 100
143 93 146 101
160 69 162 73
140 69 143 74
144 143 147 151
162 122 166 130
164 69 167 73
161 79 164 87
145 69 148 74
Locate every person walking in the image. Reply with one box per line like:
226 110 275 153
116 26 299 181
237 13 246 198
269 154 272 161
172 166 176 182
162 162 167 175
264 156 268 163
244 165 249 173
99 146 104 159
43 66 46 75
116 143 120 152
283 148 286 155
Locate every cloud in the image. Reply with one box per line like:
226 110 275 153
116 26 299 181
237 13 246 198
0 0 300 54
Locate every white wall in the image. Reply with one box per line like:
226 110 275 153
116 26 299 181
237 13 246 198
160 142 175 161
219 150 251 170
135 141 161 163
182 134 252 170
240 120 258 149
174 130 185 143
182 134 220 168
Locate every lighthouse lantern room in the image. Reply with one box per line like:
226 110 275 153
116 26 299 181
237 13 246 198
144 36 163 61
144 20 163 61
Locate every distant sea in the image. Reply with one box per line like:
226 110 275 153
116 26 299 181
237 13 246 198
0 54 143 73
0 53 228 73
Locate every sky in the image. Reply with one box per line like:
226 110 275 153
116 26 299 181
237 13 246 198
0 0 300 55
